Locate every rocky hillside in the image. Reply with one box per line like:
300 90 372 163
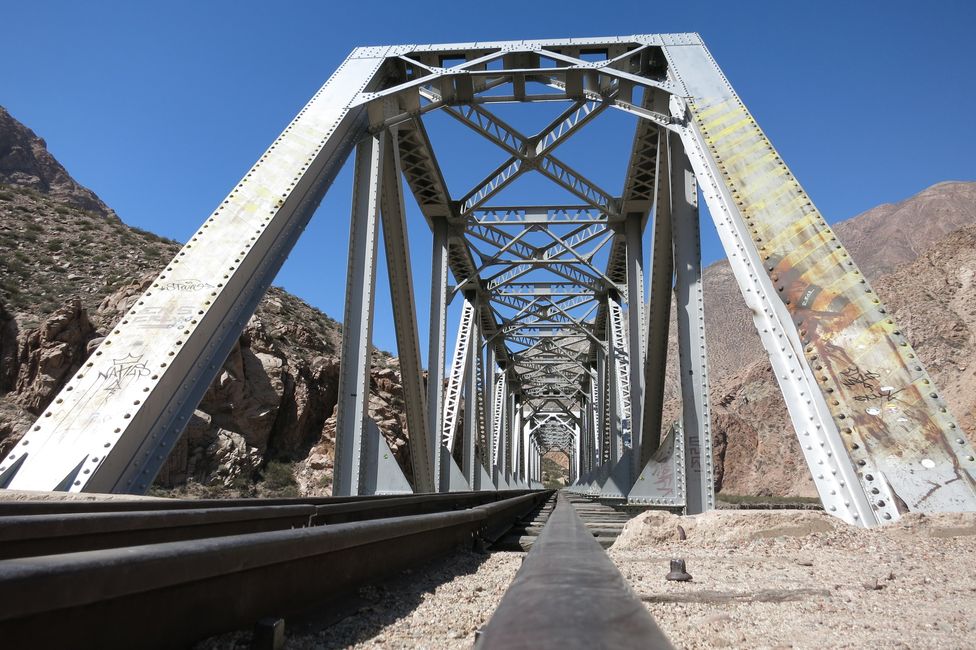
0 106 412 496
690 181 976 497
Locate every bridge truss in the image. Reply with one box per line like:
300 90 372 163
3 34 975 526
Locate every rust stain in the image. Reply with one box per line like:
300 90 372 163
690 94 976 511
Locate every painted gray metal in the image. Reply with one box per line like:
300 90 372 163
425 216 449 490
462 303 480 486
625 213 646 482
640 103 674 465
334 134 384 497
379 126 434 493
671 134 716 514
628 421 686 506
362 419 413 495
0 50 389 493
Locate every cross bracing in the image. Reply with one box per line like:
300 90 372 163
3 34 975 527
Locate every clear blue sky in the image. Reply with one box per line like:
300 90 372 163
2 1 974 355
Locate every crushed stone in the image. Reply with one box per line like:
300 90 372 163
196 549 524 649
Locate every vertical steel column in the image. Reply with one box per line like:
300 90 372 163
512 402 522 486
441 300 474 453
484 345 496 474
426 217 449 491
607 297 624 466
587 371 599 475
502 387 522 487
462 301 480 486
334 134 384 496
581 396 590 475
511 408 521 486
607 371 620 465
573 423 581 485
490 374 505 478
595 350 608 465
528 440 535 483
625 214 645 479
536 442 541 484
671 137 715 514
640 127 674 466
577 397 587 478
379 129 433 493
495 383 510 485
514 396 521 484
535 442 540 483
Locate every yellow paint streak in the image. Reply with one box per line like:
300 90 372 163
708 116 753 143
761 214 821 253
719 137 768 166
702 106 747 131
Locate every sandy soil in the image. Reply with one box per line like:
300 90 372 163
611 509 976 649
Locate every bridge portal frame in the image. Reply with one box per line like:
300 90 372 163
3 34 975 527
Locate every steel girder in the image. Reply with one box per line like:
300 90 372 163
4 34 972 529
379 123 435 492
639 102 674 464
442 298 475 452
333 133 384 496
670 134 716 514
426 216 449 488
0 50 391 493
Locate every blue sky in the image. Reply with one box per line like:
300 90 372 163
2 1 974 354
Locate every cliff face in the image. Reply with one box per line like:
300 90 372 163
0 106 411 496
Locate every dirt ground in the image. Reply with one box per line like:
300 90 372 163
610 509 976 649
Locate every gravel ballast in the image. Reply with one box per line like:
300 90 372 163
197 549 524 649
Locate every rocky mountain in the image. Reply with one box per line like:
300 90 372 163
0 107 113 219
0 106 412 497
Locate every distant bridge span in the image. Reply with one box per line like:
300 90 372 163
3 34 974 527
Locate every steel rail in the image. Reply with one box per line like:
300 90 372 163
0 488 486 516
0 490 552 649
476 491 672 649
0 490 538 559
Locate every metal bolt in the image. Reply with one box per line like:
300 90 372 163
251 617 285 650
666 558 692 582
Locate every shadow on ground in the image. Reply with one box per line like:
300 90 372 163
195 549 497 649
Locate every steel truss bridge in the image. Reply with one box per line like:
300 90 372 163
3 33 976 528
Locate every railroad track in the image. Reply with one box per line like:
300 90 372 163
494 493 639 550
478 491 671 649
0 489 549 649
0 489 672 649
